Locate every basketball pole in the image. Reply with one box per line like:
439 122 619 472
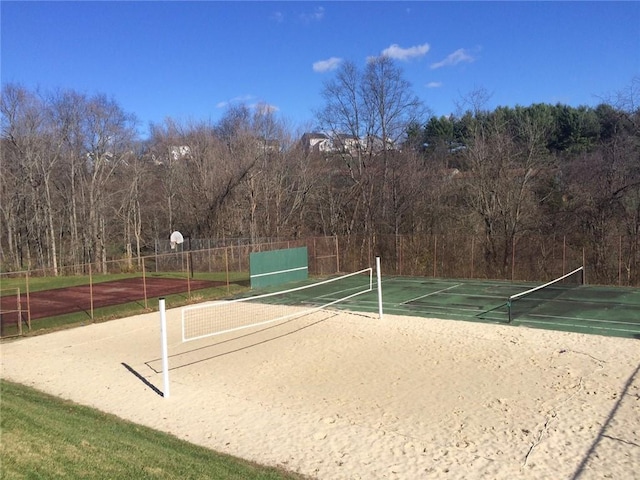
159 298 170 399
376 256 383 320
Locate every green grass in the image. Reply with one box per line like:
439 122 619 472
0 380 307 480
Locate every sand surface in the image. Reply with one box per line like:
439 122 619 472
1 306 639 479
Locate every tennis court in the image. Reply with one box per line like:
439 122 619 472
383 277 640 339
260 270 640 340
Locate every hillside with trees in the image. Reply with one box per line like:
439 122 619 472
1 64 638 285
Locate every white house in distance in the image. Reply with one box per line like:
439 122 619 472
300 132 333 153
300 132 397 155
170 145 191 160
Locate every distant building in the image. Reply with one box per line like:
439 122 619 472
300 132 332 153
170 145 191 160
300 132 397 155
257 138 281 154
333 133 361 154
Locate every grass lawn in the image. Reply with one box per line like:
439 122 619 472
0 380 307 480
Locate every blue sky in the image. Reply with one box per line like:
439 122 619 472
2 1 639 137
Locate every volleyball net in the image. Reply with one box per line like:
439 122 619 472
182 267 378 342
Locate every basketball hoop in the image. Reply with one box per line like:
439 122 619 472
170 231 184 250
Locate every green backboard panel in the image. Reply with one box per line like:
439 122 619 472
250 247 308 289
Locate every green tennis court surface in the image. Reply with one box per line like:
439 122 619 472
257 274 640 340
379 277 640 339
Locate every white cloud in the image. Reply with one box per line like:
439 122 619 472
216 94 256 109
426 82 442 88
300 6 325 23
254 102 279 115
216 99 279 115
381 43 430 61
270 11 284 23
313 57 343 73
430 48 475 69
312 6 325 21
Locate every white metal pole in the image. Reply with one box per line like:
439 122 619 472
159 298 170 399
376 256 383 320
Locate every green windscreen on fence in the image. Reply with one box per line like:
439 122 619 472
250 247 308 289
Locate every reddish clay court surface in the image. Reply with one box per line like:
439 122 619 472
0 277 221 326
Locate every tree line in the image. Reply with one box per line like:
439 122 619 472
1 59 638 284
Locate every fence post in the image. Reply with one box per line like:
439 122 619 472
563 236 566 276
512 237 516 281
376 256 383 320
619 235 622 286
433 235 437 278
471 236 475 279
25 271 31 330
225 247 230 295
313 237 318 275
335 235 340 273
142 260 148 309
398 235 402 276
186 254 191 299
17 287 22 336
89 263 94 320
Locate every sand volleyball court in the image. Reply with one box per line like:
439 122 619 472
1 306 639 479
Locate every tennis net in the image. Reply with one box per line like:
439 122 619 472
507 266 584 323
182 267 374 342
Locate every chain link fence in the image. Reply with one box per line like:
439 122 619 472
1 233 637 338
349 233 639 286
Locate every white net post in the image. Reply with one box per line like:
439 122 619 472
376 256 383 320
159 298 170 399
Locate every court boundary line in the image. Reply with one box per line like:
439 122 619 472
522 319 640 336
145 311 340 373
381 277 529 289
400 283 462 305
382 306 507 324
520 314 640 334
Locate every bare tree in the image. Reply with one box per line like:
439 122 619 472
316 56 426 260
115 147 151 268
47 90 91 268
362 56 425 232
150 110 261 240
244 104 316 239
1 85 64 273
460 99 552 276
0 87 31 270
564 77 640 283
79 94 137 272
362 56 424 148
147 119 189 234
